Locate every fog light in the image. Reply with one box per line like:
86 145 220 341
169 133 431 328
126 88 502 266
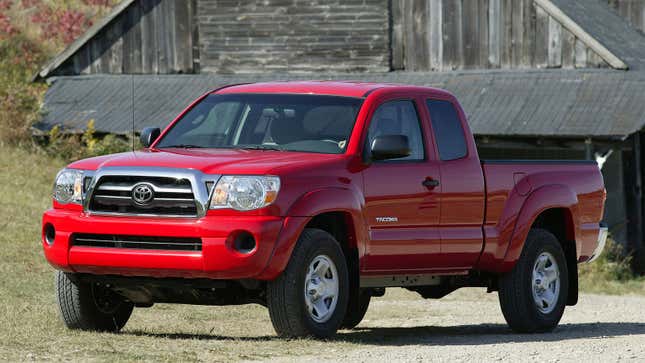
44 224 56 245
232 231 256 254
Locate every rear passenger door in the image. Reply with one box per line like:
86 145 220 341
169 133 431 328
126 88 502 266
425 98 485 269
362 97 443 272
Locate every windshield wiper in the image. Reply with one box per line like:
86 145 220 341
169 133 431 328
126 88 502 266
234 145 286 151
158 144 205 149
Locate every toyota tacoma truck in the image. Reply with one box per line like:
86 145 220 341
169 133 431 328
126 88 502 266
42 81 607 338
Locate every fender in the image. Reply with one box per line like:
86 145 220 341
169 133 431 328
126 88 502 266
255 187 367 280
499 184 578 272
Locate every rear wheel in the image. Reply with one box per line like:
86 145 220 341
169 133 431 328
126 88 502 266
498 229 569 333
55 271 133 332
267 228 349 338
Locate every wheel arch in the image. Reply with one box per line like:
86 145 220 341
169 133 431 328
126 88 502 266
502 184 579 269
501 185 580 306
256 188 367 280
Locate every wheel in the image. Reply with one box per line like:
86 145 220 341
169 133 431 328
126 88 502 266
498 228 569 333
55 271 133 332
341 289 371 329
267 228 349 338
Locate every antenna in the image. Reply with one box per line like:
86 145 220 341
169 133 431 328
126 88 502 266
131 73 135 152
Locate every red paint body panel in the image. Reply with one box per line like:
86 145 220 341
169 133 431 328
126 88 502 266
42 81 606 285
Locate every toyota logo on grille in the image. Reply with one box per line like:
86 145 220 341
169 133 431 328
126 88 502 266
132 183 154 206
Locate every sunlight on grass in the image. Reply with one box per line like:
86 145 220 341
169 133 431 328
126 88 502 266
579 239 645 295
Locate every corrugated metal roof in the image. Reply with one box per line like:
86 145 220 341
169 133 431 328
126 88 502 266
37 70 645 138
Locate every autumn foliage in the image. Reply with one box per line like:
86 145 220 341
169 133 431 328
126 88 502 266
0 0 117 147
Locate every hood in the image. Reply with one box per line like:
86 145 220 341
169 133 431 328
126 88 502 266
67 148 345 175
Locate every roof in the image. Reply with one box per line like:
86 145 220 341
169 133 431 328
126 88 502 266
542 0 645 70
37 70 645 139
216 81 450 98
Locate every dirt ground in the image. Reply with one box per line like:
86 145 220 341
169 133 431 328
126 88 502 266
5 287 644 362
267 288 645 362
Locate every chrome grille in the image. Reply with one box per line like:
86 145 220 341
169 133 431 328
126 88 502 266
89 175 197 216
72 233 202 251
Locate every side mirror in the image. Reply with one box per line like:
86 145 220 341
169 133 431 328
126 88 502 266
370 135 411 161
140 127 161 148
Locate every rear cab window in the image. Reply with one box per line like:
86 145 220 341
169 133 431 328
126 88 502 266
426 99 467 161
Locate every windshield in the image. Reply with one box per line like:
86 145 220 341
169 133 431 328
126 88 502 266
155 93 363 154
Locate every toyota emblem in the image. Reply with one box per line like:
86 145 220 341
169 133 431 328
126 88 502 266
132 183 154 206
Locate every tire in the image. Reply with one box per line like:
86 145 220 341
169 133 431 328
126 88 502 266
55 271 134 332
267 228 349 338
341 289 371 329
498 229 569 333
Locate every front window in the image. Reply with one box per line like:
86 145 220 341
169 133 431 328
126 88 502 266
155 94 363 154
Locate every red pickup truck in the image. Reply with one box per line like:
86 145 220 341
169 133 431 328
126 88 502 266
42 81 607 338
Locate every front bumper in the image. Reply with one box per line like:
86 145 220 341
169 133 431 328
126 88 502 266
42 208 289 279
587 225 608 263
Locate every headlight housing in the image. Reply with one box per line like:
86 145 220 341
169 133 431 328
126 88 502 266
210 175 280 211
53 169 84 205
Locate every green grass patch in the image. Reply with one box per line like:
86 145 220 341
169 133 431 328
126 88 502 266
579 239 645 295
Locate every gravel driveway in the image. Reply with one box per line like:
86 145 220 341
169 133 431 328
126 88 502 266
268 289 645 362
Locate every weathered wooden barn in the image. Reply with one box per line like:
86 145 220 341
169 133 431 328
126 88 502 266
35 0 645 269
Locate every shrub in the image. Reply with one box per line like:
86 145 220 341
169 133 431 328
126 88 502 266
0 34 47 146
45 120 134 161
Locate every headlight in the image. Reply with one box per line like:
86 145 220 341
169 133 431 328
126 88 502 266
53 169 84 204
210 176 280 211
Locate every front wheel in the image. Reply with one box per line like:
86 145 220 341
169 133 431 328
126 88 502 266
341 289 371 329
55 271 133 332
498 229 569 333
267 228 349 338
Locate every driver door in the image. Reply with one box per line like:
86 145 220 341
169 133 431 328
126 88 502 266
362 98 442 273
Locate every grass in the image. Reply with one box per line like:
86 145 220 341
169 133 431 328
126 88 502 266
579 240 645 295
0 143 644 361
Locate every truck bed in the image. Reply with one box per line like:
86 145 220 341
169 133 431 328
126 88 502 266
478 159 606 271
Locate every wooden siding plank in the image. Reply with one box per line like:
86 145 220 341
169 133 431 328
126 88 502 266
462 0 480 68
510 0 524 67
574 37 587 68
403 0 416 71
191 0 200 73
415 0 431 71
442 0 463 70
405 0 430 71
479 0 489 67
174 0 193 73
108 14 124 73
522 0 535 66
488 0 501 68
534 4 548 68
155 0 169 73
123 3 143 74
391 0 405 70
166 0 177 72
140 0 158 74
501 0 512 68
561 27 575 68
429 0 443 71
547 14 562 67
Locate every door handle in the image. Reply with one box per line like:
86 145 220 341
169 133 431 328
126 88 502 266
422 178 440 188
